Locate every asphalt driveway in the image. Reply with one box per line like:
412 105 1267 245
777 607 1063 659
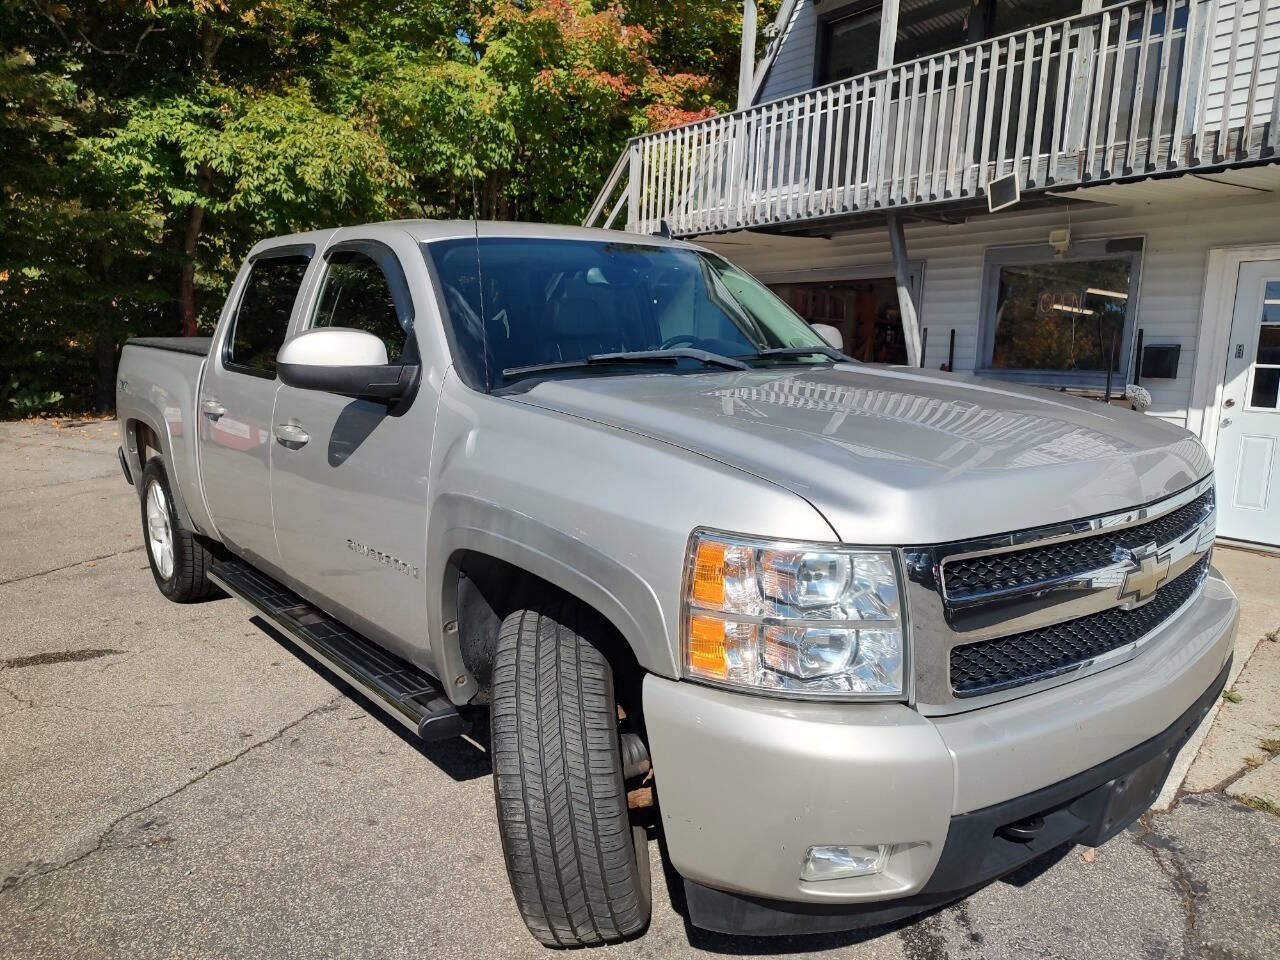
1 418 1277 960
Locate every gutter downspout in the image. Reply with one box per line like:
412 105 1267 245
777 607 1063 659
888 213 923 367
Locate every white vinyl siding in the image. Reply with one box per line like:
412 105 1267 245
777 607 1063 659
703 190 1280 427
759 0 820 102
1202 0 1280 134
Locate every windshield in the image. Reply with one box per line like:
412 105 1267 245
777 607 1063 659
424 237 836 390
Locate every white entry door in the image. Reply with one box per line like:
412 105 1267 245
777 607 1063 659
1215 260 1280 546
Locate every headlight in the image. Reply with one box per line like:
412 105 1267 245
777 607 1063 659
682 531 905 698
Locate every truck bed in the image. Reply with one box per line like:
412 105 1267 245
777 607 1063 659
117 337 213 537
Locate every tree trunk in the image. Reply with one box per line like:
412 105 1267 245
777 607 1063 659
177 162 212 337
175 27 223 337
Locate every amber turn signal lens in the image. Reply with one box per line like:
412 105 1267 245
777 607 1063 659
691 540 726 608
687 615 727 678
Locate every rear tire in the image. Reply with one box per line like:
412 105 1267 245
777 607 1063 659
140 458 218 603
491 596 651 947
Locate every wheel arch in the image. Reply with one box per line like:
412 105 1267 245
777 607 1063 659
123 413 199 529
429 495 675 706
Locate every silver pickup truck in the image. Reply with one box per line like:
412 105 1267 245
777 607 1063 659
116 221 1237 946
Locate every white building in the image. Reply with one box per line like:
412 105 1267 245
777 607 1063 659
588 0 1280 550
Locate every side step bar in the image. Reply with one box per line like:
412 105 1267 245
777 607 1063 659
209 559 470 743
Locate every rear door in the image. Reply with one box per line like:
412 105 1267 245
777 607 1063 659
269 231 439 664
199 246 314 567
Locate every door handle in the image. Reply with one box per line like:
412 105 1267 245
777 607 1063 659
201 397 226 420
273 422 311 447
1221 418 1232 428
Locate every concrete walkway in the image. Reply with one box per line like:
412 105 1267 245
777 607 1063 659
0 419 1277 960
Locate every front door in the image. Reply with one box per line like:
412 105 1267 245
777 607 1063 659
1215 260 1280 546
269 235 437 666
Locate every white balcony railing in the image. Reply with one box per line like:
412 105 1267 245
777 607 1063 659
589 0 1279 236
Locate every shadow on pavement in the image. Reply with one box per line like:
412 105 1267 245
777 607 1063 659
247 614 492 783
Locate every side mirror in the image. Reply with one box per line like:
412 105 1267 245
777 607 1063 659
811 323 844 351
277 328 418 403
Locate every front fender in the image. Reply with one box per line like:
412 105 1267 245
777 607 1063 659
423 376 841 704
430 492 673 684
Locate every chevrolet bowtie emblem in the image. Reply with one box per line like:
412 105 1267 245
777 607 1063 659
1120 542 1170 607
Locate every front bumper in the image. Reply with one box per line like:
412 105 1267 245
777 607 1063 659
642 569 1238 935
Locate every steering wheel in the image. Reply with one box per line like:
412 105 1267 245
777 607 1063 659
659 334 701 350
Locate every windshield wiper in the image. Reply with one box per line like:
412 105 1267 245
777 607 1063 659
501 348 748 383
747 345 853 364
589 349 749 370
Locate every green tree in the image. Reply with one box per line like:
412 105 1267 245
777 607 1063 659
3 0 747 413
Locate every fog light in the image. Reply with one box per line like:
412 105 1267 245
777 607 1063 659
800 844 890 881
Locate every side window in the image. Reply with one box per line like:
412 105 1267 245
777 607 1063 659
225 253 311 376
311 250 410 362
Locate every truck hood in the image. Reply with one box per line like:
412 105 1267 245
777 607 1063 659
511 364 1212 545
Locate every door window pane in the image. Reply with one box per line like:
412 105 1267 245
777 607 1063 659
989 258 1135 376
312 251 409 362
226 254 310 375
1263 281 1280 324
1251 284 1280 409
820 7 881 84
1251 368 1280 409
1258 325 1280 365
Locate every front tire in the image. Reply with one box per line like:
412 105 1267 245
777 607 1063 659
491 597 651 947
140 458 217 603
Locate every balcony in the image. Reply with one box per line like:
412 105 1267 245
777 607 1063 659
587 0 1279 237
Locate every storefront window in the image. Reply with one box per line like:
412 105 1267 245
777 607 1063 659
980 241 1143 386
769 276 909 364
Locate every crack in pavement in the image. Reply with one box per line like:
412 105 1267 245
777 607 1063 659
0 546 145 587
0 680 34 710
0 694 344 894
1131 815 1202 957
0 471 119 494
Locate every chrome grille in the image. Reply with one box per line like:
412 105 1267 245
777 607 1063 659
949 557 1210 696
902 476 1217 711
943 491 1214 600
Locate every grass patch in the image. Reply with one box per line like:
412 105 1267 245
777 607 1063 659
1239 795 1280 815
1223 689 1244 704
1265 629 1278 643
1261 738 1280 755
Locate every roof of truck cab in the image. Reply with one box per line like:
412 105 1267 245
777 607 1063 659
251 220 695 255
398 220 691 248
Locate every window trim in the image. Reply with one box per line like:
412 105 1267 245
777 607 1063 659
975 238 1146 389
308 238 416 335
221 244 315 380
813 0 884 88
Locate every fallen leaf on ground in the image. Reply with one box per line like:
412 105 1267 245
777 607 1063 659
1081 848 1096 864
